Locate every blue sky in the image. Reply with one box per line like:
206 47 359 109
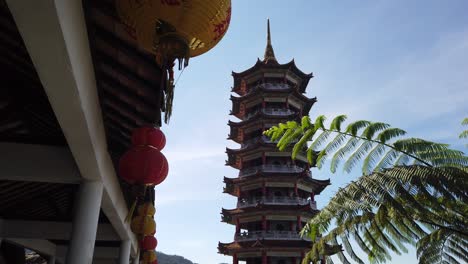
154 1 468 263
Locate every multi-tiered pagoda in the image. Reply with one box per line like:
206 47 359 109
219 20 331 264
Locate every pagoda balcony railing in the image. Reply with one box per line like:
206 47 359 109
239 164 304 177
243 108 295 121
259 83 291 91
262 108 295 116
235 230 311 241
237 196 317 209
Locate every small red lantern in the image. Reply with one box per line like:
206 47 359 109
119 146 169 186
131 126 166 150
140 236 157 250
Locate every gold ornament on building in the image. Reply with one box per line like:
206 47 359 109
116 0 232 123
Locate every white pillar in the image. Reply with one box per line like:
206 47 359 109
132 255 140 264
66 181 104 264
48 255 56 264
119 240 131 264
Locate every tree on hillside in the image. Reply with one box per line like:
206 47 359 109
264 115 468 264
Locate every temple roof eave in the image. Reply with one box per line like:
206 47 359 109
218 240 311 254
232 59 312 80
223 175 331 195
221 205 320 216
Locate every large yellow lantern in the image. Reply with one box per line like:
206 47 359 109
117 0 231 62
116 0 232 122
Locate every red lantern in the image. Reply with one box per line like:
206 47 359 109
119 146 169 185
140 236 158 250
131 126 166 150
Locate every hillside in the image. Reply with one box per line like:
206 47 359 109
157 251 195 264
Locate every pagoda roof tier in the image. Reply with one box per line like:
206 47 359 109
219 241 343 257
225 148 310 169
228 109 298 129
230 84 317 119
218 240 310 256
228 119 297 144
223 175 331 197
221 206 319 225
228 112 297 128
231 59 313 96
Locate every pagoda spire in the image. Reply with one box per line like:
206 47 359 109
263 19 277 64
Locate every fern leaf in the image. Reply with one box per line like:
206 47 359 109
301 115 313 130
315 115 326 130
343 141 373 173
344 120 371 136
317 133 347 169
363 122 391 139
293 128 317 160
362 144 387 174
329 115 347 131
310 130 332 151
330 137 360 173
376 128 407 144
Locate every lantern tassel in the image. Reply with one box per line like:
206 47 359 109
125 198 138 223
164 62 175 124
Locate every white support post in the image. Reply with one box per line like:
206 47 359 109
119 240 131 264
132 255 140 264
66 181 104 264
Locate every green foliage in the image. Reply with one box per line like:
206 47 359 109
264 115 468 264
264 115 468 173
460 118 468 147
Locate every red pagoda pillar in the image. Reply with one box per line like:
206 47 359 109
262 251 267 264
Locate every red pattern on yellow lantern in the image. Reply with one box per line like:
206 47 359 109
116 0 232 123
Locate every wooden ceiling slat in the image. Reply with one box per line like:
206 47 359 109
103 109 135 132
97 61 160 103
99 74 157 109
102 98 150 126
101 81 156 117
104 120 131 140
0 183 59 211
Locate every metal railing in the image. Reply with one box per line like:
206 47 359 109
237 196 317 209
243 108 295 121
262 108 295 116
261 83 291 90
239 164 304 177
235 231 311 241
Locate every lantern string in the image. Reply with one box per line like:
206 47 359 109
174 66 185 86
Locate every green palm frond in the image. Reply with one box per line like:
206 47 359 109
265 115 468 172
301 166 468 264
264 116 468 264
330 115 348 131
